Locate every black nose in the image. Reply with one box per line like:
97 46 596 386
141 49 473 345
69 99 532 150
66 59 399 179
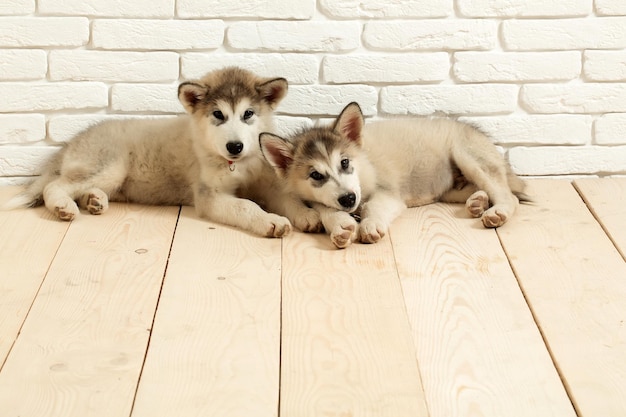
338 192 356 209
226 141 244 155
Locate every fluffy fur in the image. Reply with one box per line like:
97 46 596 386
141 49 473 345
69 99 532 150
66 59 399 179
260 102 527 248
3 67 321 237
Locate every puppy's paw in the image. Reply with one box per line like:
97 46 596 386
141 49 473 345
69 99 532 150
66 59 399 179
54 201 79 221
359 218 387 244
80 190 109 215
330 218 358 249
264 214 292 238
466 190 490 218
481 206 509 228
292 208 323 233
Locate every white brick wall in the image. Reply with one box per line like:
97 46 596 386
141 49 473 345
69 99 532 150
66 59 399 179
1 0 625 182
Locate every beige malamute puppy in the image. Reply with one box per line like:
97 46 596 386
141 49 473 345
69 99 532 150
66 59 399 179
4 67 320 237
260 102 527 248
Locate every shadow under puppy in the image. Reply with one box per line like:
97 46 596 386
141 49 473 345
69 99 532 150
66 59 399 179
3 67 321 237
260 102 527 248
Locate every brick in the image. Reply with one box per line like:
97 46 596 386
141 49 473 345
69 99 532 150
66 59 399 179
111 84 184 113
50 50 179 82
0 50 47 80
460 115 592 145
584 51 626 81
323 53 449 84
38 0 174 17
508 146 626 175
178 0 313 19
273 116 314 137
0 82 108 112
0 146 61 176
0 115 46 144
522 83 626 113
454 51 580 82
92 19 224 50
595 0 626 15
320 0 451 18
503 17 626 50
279 85 378 116
595 114 626 145
364 20 497 51
227 22 360 52
381 85 518 115
458 0 590 17
0 17 88 47
48 115 175 142
181 53 318 84
0 0 35 15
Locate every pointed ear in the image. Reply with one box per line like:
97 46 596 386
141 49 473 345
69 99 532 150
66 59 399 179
178 82 207 114
259 132 294 177
257 78 288 109
333 102 364 145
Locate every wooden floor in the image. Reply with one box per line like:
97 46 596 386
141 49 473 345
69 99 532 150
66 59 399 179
0 178 625 417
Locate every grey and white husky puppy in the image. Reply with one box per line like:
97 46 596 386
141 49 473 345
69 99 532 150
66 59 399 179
4 67 320 237
260 102 527 248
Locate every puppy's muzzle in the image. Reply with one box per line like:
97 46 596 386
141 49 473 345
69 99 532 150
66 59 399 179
338 192 357 210
226 141 244 156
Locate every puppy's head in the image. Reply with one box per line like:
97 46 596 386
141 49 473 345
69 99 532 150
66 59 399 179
178 67 287 163
260 102 365 212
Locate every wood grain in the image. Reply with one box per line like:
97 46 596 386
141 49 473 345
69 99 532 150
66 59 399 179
279 232 428 417
574 177 626 260
0 202 179 417
0 187 70 365
131 207 282 417
390 202 576 417
497 179 626 417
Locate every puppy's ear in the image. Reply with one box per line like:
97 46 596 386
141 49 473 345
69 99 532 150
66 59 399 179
178 82 207 114
259 133 294 177
257 78 288 109
333 102 364 146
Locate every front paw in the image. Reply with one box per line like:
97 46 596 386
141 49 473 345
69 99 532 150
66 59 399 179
359 218 387 244
264 214 292 238
292 208 323 233
330 218 358 249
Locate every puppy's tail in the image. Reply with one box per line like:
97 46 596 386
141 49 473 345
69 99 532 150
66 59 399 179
0 175 47 210
507 170 533 204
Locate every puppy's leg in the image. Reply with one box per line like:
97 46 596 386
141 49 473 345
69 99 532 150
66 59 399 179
440 185 490 218
43 179 81 221
453 157 518 227
78 188 109 215
312 203 358 249
195 186 291 238
359 192 406 244
262 191 323 233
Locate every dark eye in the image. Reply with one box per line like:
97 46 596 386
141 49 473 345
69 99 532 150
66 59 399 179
341 158 350 170
213 110 224 120
243 109 255 120
309 171 324 181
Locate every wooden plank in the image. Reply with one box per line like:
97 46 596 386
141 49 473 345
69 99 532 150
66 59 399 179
0 187 70 365
0 202 179 417
497 179 626 417
131 207 282 417
574 177 626 260
279 232 429 417
390 202 576 417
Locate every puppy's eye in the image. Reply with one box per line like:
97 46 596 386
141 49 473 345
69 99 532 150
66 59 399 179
213 110 225 120
341 158 350 170
243 109 255 120
309 171 324 181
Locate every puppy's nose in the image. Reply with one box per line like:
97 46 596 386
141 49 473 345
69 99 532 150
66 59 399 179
226 141 244 155
338 192 356 209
